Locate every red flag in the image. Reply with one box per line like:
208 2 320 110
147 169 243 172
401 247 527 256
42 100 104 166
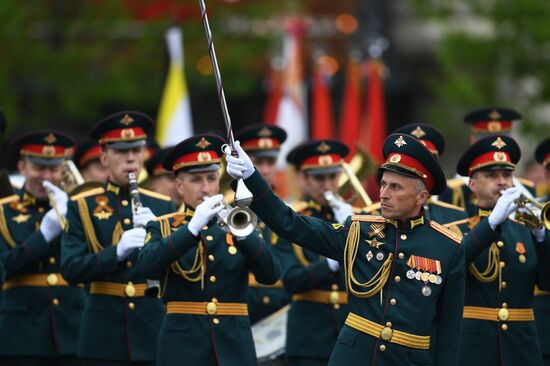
311 62 335 139
360 59 386 164
262 68 283 124
339 60 361 160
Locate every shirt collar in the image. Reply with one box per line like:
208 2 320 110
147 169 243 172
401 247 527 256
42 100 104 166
105 180 129 197
478 207 492 217
386 210 426 231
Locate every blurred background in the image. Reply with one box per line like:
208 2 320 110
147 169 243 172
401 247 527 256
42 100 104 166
1 0 549 192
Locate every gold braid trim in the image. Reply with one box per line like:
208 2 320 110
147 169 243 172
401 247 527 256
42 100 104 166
469 243 500 283
452 186 465 208
76 198 103 253
0 205 16 248
293 244 312 266
111 221 123 246
344 221 393 298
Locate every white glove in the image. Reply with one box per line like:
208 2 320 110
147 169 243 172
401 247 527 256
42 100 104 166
40 209 63 242
133 206 156 227
488 187 522 230
532 227 547 243
187 194 224 236
116 228 146 260
327 258 340 272
328 196 354 224
43 180 68 216
224 141 255 180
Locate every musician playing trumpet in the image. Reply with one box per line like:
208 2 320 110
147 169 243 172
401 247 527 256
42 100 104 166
455 134 550 365
0 131 87 365
138 134 281 366
61 112 175 366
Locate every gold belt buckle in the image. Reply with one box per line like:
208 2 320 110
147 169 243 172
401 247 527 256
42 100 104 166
498 308 509 321
380 326 393 341
46 273 58 286
206 301 218 315
125 282 136 297
329 291 340 304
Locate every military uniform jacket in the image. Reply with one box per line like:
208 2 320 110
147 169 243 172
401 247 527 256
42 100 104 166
459 210 550 366
0 189 87 357
138 207 281 366
61 181 174 361
273 197 349 360
247 222 290 324
534 193 550 358
242 171 466 366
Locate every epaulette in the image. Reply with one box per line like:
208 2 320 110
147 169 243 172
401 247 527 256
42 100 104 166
0 194 19 206
517 177 535 188
291 201 308 213
429 220 462 244
362 202 381 213
351 214 386 223
153 212 181 222
138 188 171 201
443 217 470 228
70 187 105 201
446 178 465 189
429 200 465 212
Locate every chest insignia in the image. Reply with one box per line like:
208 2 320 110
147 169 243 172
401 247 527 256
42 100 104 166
93 195 113 220
368 223 386 239
12 213 31 224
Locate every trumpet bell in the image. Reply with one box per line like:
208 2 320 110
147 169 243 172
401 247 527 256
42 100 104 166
226 207 257 237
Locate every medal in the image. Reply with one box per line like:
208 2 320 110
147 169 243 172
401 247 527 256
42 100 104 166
406 270 415 279
516 242 527 264
366 250 373 262
421 285 432 297
428 274 437 283
228 246 237 255
376 252 384 261
415 271 422 281
518 254 526 263
420 272 430 282
435 275 442 285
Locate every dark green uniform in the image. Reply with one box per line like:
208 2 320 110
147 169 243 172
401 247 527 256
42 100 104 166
61 182 174 364
240 170 466 366
459 210 550 366
534 193 550 366
0 189 87 364
274 197 348 365
138 207 281 366
247 221 290 324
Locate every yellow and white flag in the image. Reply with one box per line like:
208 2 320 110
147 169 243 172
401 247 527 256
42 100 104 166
156 27 194 146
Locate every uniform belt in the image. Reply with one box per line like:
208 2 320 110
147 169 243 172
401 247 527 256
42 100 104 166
248 273 284 288
463 306 534 321
166 301 248 316
345 312 430 350
2 273 69 290
90 282 147 298
292 290 348 305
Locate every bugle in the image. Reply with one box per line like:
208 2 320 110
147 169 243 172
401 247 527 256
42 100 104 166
513 193 550 230
215 199 258 238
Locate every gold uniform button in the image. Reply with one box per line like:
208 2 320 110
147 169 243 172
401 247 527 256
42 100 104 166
400 234 407 240
208 254 215 262
502 302 508 308
48 257 56 265
121 200 129 206
52 298 60 306
206 235 214 241
501 281 507 288
262 296 270 305
379 344 386 352
47 273 58 286
331 284 339 291
499 261 506 268
394 276 401 283
123 218 131 225
380 327 393 341
125 282 136 297
398 253 405 260
213 318 220 325
38 207 45 213
498 308 509 321
128 302 135 310
212 298 218 303
126 261 133 268
501 323 508 331
390 298 397 305
202 226 209 230
385 321 392 327
209 275 216 283
206 302 218 315
497 240 504 248
334 304 341 310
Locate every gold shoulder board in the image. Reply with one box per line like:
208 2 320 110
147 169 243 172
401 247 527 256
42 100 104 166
138 188 171 201
517 177 535 188
430 200 465 212
351 214 386 223
153 212 179 222
442 218 470 228
363 202 381 213
291 201 308 213
70 187 105 201
0 194 19 206
446 178 465 189
429 221 462 244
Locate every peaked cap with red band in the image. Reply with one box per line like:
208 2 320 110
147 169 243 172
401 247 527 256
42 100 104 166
90 111 154 149
14 130 75 166
146 147 172 177
73 139 102 168
464 107 521 137
162 134 225 174
286 139 349 175
457 135 520 177
380 133 446 195
393 123 445 157
236 124 287 158
535 137 550 170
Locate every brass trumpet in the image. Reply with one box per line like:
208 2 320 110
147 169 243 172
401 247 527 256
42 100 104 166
513 194 550 230
216 200 257 237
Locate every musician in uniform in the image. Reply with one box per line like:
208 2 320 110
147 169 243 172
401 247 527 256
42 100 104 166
73 139 109 183
143 147 182 209
534 136 550 365
225 133 467 365
138 134 281 366
235 124 291 326
455 134 550 365
61 111 175 365
0 131 87 365
439 107 536 215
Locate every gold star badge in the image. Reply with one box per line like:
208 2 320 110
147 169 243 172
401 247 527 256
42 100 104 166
120 114 135 126
489 109 501 120
410 126 426 139
44 133 57 144
394 135 407 148
491 137 507 149
316 142 331 153
12 214 31 224
258 127 272 137
196 137 211 150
